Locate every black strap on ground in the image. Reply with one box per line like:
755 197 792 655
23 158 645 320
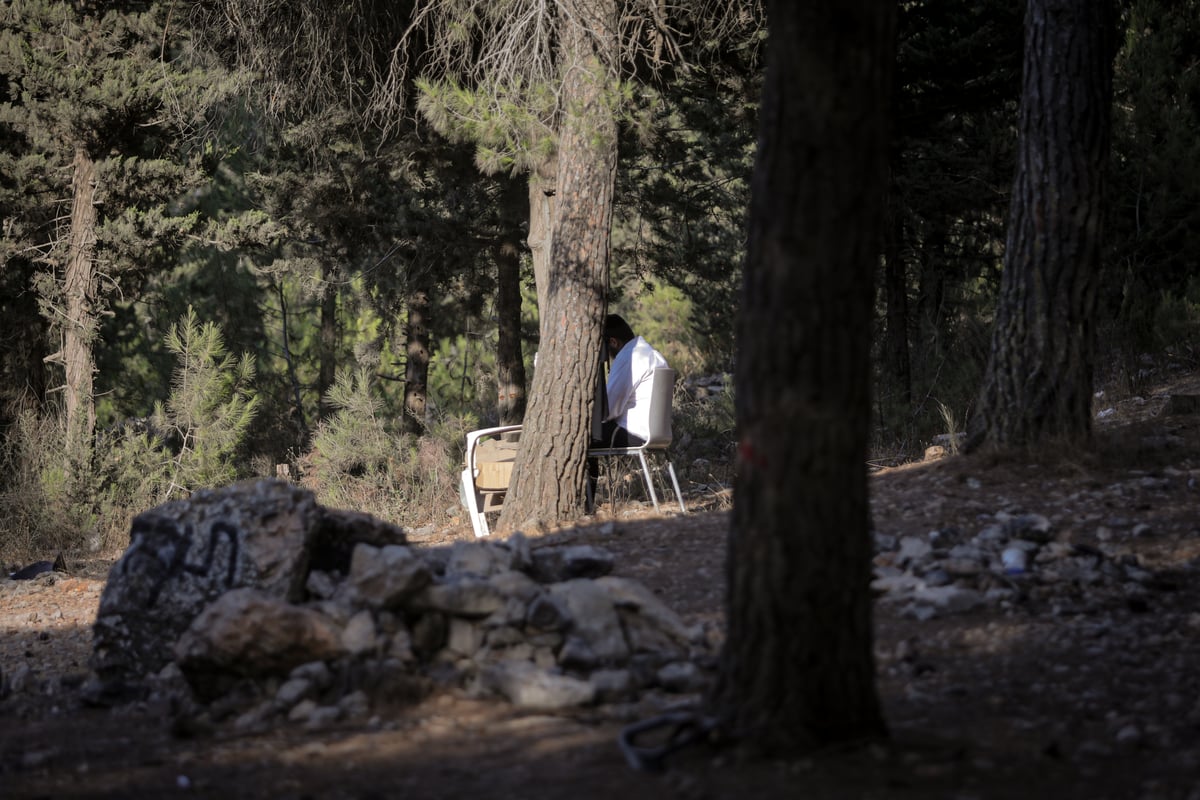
618 710 719 772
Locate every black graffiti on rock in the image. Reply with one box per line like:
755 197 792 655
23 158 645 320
122 517 242 607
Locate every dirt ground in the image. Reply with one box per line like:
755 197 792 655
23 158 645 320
4 376 1200 799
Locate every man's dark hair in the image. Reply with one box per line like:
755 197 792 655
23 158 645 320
604 314 635 345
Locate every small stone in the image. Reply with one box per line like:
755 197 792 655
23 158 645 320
341 609 378 656
589 668 636 701
388 629 416 663
8 664 34 694
976 524 1006 542
921 569 952 587
275 677 314 708
415 576 508 618
656 661 708 693
349 544 432 608
304 705 344 729
233 700 275 731
557 636 601 670
338 689 370 718
446 618 485 656
306 570 340 600
897 536 933 566
289 661 333 690
479 662 596 710
287 698 319 723
941 558 983 578
526 593 571 632
530 545 615 583
446 541 507 577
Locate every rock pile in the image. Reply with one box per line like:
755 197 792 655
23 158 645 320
89 480 711 728
871 508 1181 619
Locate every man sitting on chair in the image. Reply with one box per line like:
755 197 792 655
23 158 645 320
596 314 669 448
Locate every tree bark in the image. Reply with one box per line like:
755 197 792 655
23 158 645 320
62 145 99 456
715 0 892 753
967 0 1114 451
496 176 528 426
527 162 556 339
402 289 431 435
498 0 618 532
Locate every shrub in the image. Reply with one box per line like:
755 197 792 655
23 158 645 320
301 368 468 528
98 310 259 551
670 377 737 507
0 411 95 564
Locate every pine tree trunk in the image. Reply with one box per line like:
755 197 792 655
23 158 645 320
496 176 528 426
527 163 556 341
715 0 892 752
62 145 98 456
497 0 617 532
967 0 1114 451
402 289 431 435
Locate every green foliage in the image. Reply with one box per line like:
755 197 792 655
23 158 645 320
302 368 468 528
868 0 1022 456
1153 279 1200 354
102 309 259 515
612 73 758 374
153 308 259 493
417 76 558 175
612 285 707 379
0 0 240 280
669 380 736 504
1106 0 1200 348
0 412 97 563
310 368 394 476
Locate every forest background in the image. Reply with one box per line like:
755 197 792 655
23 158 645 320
0 0 1197 563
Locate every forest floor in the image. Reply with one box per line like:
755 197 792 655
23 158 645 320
3 371 1200 799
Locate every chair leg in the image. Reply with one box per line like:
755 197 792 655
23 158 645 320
666 459 686 513
460 468 491 538
636 452 661 512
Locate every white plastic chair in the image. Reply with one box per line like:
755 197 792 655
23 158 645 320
588 367 687 514
459 425 521 538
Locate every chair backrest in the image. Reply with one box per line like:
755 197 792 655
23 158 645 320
643 367 676 447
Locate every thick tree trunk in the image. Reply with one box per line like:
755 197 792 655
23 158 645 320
967 0 1114 451
62 145 99 455
402 289 431 435
715 0 892 752
496 176 528 426
498 0 617 532
527 164 556 339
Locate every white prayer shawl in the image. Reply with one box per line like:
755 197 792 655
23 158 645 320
605 336 668 441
